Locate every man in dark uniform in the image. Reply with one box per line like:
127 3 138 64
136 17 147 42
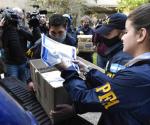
27 14 77 91
77 15 94 62
93 13 132 76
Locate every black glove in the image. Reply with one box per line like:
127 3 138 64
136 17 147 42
49 104 75 120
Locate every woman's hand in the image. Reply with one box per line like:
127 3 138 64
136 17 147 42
55 59 72 71
73 60 89 72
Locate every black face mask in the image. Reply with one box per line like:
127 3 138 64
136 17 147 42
83 24 89 29
104 36 121 47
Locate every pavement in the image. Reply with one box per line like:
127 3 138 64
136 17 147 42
80 112 101 125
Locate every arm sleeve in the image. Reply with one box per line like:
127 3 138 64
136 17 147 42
61 67 147 114
19 27 33 42
32 27 41 45
85 69 112 88
61 67 108 113
7 27 25 60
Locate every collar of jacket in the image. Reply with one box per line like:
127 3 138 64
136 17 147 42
104 41 122 57
125 52 150 67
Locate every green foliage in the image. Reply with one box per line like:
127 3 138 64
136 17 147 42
92 52 97 65
117 0 150 12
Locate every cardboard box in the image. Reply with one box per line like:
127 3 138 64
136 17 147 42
77 56 105 73
77 35 95 52
78 42 95 52
29 59 53 91
30 59 71 123
77 35 92 43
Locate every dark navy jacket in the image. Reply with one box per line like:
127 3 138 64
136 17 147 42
105 42 133 75
67 26 77 39
77 26 94 35
63 33 77 47
61 52 150 125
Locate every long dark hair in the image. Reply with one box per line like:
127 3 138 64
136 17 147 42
128 3 150 34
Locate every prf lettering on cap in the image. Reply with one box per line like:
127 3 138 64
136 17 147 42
104 17 110 25
96 82 119 109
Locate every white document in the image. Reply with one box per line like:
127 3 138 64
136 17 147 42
41 34 77 67
41 71 64 88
